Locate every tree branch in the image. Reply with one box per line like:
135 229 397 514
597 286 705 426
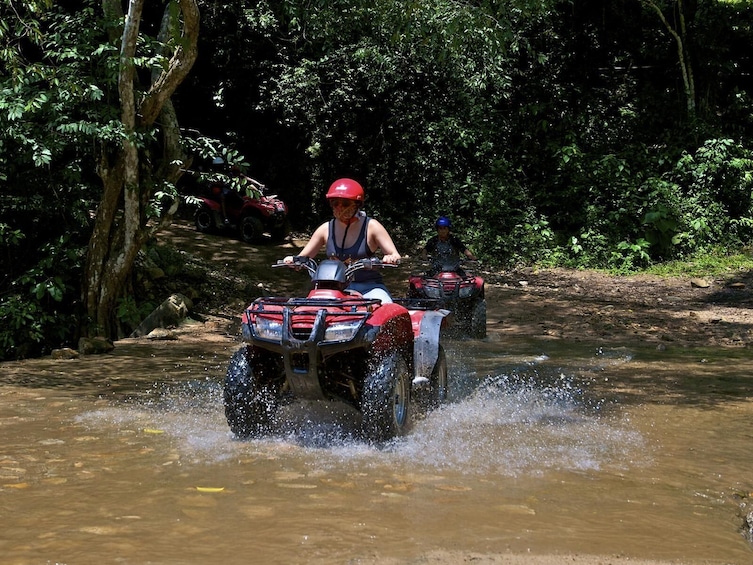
138 0 199 126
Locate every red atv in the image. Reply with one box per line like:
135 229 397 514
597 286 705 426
223 257 450 443
407 257 487 338
194 177 289 243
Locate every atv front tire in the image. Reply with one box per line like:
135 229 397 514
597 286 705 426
240 216 264 244
361 351 412 443
223 346 280 438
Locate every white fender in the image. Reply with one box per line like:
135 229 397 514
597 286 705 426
412 309 450 382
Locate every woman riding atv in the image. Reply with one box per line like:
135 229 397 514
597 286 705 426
284 178 401 303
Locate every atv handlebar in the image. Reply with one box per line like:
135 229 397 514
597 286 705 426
274 256 318 277
275 256 397 281
347 257 398 271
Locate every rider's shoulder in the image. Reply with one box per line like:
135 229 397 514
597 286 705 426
363 212 384 228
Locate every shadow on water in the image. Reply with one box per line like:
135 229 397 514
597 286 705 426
469 327 753 410
4 318 753 429
577 342 753 408
0 322 239 393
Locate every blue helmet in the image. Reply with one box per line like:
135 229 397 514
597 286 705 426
436 216 452 228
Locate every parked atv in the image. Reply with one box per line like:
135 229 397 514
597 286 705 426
407 258 486 338
193 177 289 243
223 257 450 443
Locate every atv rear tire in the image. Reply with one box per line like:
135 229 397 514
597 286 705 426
195 206 215 233
414 344 448 415
269 220 290 242
361 351 412 443
431 344 448 406
240 216 264 244
223 346 279 438
470 298 487 338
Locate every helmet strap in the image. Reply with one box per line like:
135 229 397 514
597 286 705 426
336 213 361 259
338 221 351 259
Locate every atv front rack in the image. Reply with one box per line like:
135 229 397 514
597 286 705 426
249 295 382 312
242 296 384 400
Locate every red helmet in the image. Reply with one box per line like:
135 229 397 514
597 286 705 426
326 178 364 202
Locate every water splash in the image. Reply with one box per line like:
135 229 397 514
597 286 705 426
312 364 645 477
76 349 645 475
390 369 642 476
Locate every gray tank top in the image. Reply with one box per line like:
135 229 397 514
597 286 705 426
326 213 381 284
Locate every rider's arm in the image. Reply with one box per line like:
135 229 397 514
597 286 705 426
284 223 328 263
368 219 401 264
452 235 477 261
423 236 436 259
245 176 265 190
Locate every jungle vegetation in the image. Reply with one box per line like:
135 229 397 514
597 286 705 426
1 0 752 359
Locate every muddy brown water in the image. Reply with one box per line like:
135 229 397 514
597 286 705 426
2 230 753 564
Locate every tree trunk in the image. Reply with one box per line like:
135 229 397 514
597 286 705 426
643 0 696 117
83 0 199 338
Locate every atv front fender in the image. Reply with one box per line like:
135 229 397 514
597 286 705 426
413 309 450 382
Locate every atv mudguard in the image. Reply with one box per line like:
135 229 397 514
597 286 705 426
198 196 221 211
412 309 450 382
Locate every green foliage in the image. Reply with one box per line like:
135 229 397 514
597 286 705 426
0 295 56 361
1 0 213 357
673 139 753 243
179 136 260 198
115 295 155 332
249 0 547 236
0 223 24 246
611 238 652 273
0 0 109 358
646 250 753 278
626 139 753 265
181 0 753 276
0 235 83 360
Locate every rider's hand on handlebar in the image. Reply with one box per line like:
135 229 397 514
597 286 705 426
381 253 401 265
281 255 314 271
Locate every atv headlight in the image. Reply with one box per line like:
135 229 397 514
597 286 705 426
323 321 361 342
424 286 443 299
254 317 283 340
459 286 474 298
